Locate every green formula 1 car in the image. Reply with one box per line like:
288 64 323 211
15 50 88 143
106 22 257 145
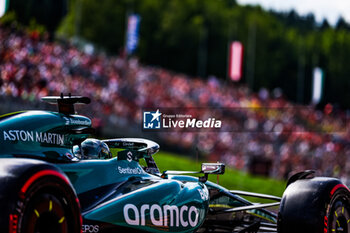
0 95 349 233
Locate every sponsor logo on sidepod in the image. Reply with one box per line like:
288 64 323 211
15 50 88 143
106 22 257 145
124 204 199 227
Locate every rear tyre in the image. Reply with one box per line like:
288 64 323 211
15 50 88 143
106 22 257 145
278 177 350 233
0 159 81 233
2 165 82 233
17 175 81 233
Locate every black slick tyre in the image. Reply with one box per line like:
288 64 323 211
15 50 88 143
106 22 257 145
15 171 81 233
0 159 82 233
278 177 350 233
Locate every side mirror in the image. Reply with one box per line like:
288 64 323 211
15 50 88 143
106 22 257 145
201 163 225 175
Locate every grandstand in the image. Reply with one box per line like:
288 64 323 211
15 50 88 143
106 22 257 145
1 26 350 184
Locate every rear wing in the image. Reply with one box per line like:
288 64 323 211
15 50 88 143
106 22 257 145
42 94 91 115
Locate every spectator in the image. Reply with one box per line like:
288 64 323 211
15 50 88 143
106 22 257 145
1 25 349 183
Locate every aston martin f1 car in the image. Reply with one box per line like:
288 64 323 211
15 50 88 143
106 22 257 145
0 95 349 233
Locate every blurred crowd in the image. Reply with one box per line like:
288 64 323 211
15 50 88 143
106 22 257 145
1 26 350 182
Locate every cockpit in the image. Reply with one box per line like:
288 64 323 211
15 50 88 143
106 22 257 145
73 138 112 160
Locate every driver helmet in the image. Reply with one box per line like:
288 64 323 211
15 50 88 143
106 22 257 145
73 138 112 159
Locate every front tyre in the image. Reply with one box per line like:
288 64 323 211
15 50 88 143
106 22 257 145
326 186 350 233
278 177 350 233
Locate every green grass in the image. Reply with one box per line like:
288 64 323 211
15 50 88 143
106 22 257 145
111 147 286 201
154 151 286 198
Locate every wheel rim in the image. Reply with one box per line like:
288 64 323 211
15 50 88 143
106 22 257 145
329 193 350 233
24 193 68 233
